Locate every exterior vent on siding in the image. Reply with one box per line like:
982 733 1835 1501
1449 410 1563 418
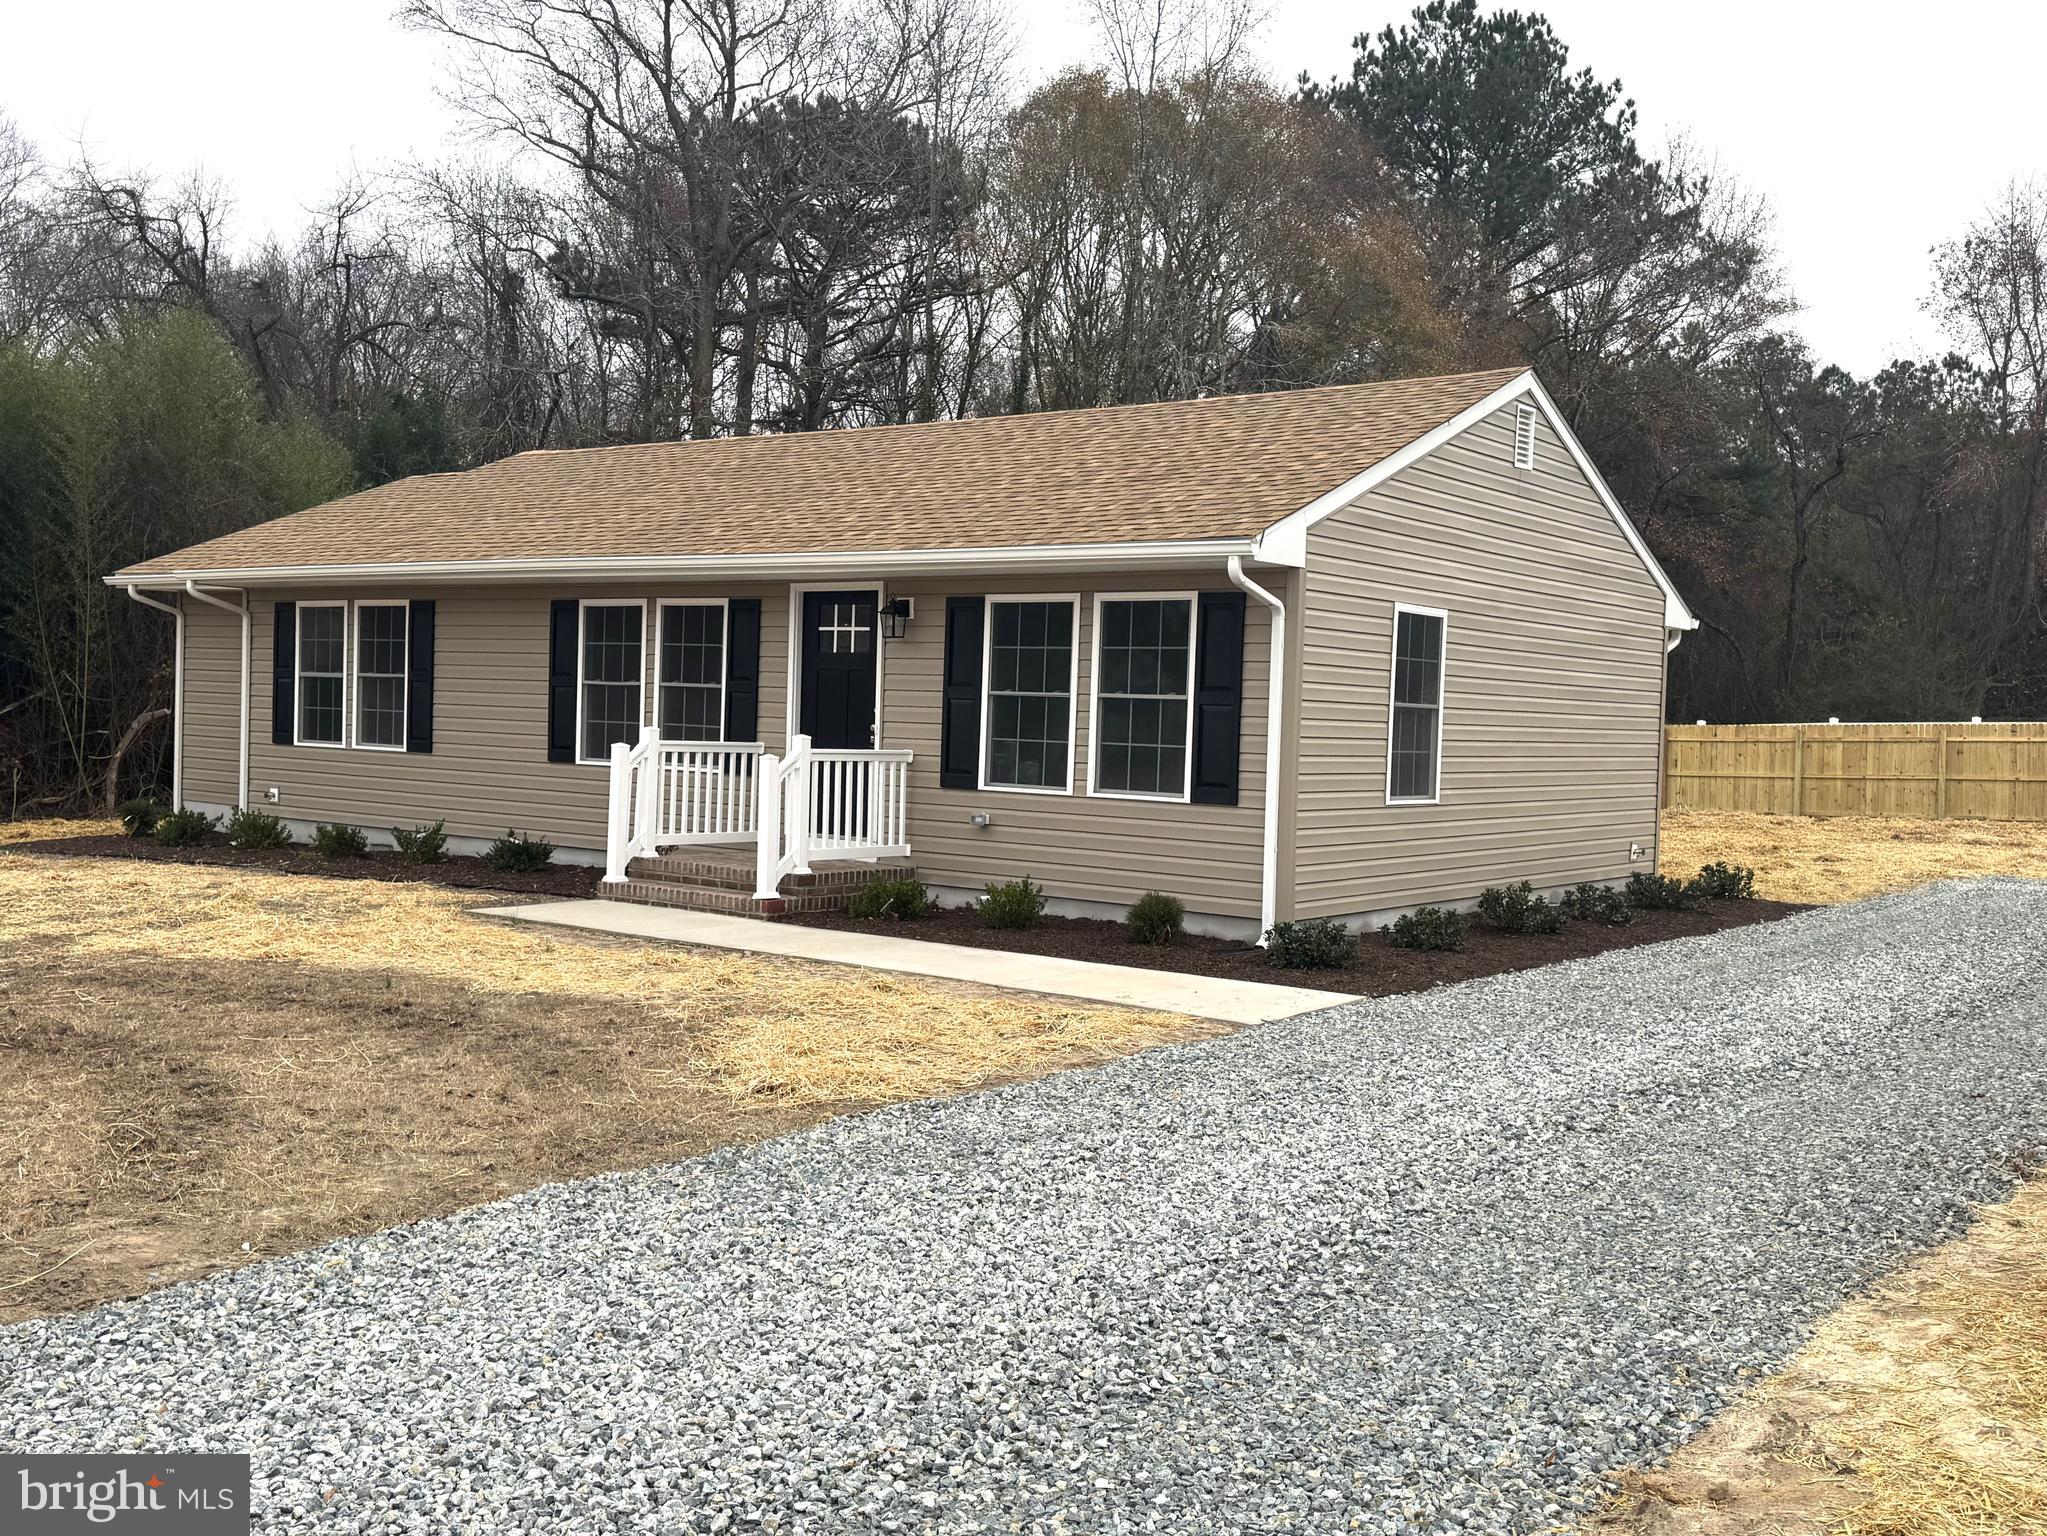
1513 403 1539 470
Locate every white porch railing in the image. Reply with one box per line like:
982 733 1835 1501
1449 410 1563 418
604 726 913 897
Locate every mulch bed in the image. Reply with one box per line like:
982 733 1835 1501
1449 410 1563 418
790 899 1810 996
10 834 606 899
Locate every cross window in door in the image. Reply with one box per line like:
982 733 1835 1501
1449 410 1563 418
817 601 872 654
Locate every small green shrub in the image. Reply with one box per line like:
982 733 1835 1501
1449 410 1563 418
979 876 1047 929
116 798 163 838
1475 881 1565 935
392 820 449 864
1264 917 1358 969
1624 871 1700 911
1383 905 1469 952
1691 861 1757 901
224 809 292 850
848 875 933 920
310 822 369 859
152 808 216 847
486 830 555 872
1125 890 1186 946
1560 882 1633 926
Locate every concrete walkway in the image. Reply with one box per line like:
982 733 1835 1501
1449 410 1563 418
484 898 1353 1023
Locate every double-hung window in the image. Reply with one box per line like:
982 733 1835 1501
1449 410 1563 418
295 602 347 746
983 597 1077 791
1386 604 1447 803
658 600 725 741
354 602 408 749
1091 595 1194 799
578 601 646 764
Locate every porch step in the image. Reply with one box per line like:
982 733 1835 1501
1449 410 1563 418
613 850 915 917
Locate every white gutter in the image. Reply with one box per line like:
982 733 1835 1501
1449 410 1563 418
103 537 1284 591
1227 555 1285 946
124 585 184 809
182 580 251 811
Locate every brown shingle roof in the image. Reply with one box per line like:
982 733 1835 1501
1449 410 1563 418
117 368 1526 577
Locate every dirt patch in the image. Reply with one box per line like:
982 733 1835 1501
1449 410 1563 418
1661 811 2047 905
12 829 607 898
1593 1175 2047 1535
0 852 1208 1323
789 899 1806 995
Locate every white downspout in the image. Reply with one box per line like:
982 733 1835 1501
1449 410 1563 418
184 580 251 811
1227 556 1285 946
125 585 184 809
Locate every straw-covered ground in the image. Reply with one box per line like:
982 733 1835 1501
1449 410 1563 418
1662 809 2047 904
1595 1174 2047 1535
0 838 1204 1323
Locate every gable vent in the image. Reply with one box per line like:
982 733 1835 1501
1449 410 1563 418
1513 403 1539 470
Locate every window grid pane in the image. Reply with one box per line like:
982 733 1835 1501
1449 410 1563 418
581 604 644 760
986 600 1072 788
660 605 725 742
297 606 345 744
355 605 407 748
1094 598 1192 796
1389 611 1445 800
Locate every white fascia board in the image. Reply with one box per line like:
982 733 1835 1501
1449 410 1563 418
1253 370 1698 631
104 538 1265 591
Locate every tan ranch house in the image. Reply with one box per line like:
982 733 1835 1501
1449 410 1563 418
110 366 1695 940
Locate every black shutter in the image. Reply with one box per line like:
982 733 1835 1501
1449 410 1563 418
939 596 985 789
405 600 435 754
547 599 577 763
271 601 296 745
724 598 761 742
1190 589 1246 805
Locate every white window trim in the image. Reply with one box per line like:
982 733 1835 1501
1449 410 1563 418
978 592 1081 796
1085 590 1199 804
575 597 649 767
351 599 409 753
655 596 730 743
292 600 349 750
1385 601 1449 807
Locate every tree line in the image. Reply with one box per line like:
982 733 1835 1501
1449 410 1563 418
2 0 2043 811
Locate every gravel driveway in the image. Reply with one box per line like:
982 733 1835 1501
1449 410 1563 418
7 879 2045 1533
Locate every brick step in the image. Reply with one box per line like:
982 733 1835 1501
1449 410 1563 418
609 879 857 917
625 853 911 892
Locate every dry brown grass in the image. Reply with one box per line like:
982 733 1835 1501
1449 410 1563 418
1661 811 2047 905
1594 1177 2047 1536
0 851 1206 1321
0 815 122 845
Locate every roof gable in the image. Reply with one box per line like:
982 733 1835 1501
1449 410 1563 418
1255 371 1695 630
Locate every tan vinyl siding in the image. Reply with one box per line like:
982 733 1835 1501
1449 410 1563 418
882 574 1267 919
1293 401 1668 920
197 583 789 849
181 599 242 807
172 573 1269 912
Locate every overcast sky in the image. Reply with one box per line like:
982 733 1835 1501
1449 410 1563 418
4 0 2040 376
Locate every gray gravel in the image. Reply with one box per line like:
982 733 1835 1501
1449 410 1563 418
6 878 2045 1533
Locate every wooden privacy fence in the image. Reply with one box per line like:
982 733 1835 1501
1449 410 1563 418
1664 722 2047 821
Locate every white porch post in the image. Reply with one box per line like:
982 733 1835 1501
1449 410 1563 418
604 741 632 884
754 750 784 900
631 724 661 860
788 733 813 875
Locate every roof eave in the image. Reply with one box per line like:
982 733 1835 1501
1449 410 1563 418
105 537 1279 591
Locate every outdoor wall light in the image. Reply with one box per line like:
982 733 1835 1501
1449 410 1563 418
879 596 913 639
